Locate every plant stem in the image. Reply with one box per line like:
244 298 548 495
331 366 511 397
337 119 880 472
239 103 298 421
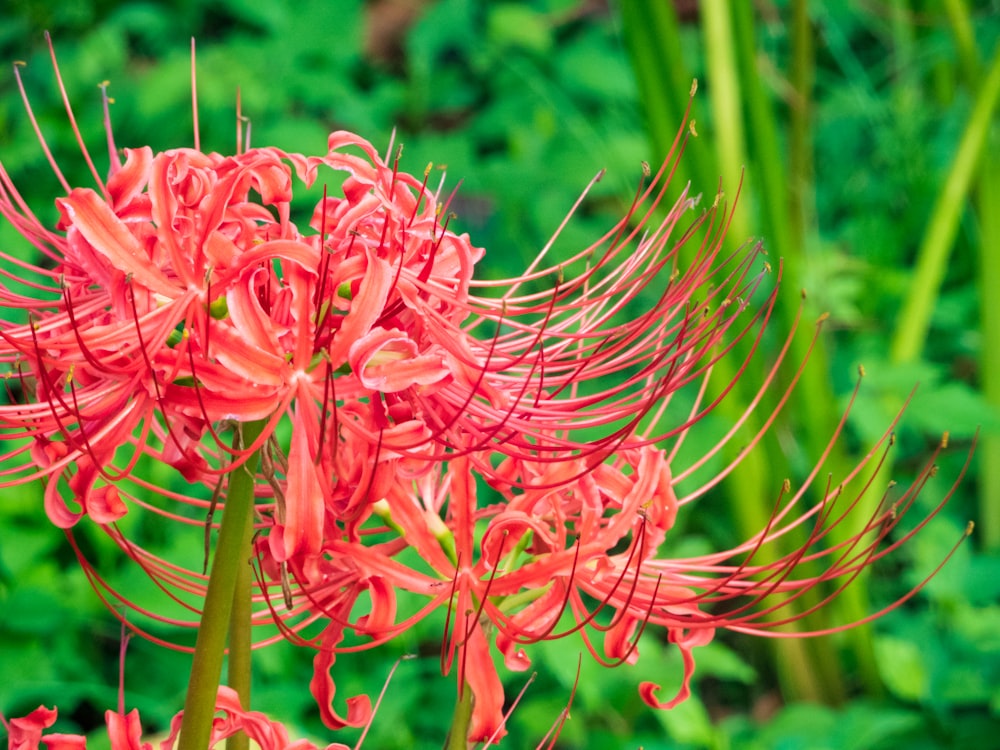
177 419 266 750
890 42 1000 364
227 526 254 750
444 683 473 750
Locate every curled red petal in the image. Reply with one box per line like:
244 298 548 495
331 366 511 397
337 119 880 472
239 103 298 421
5 706 59 750
639 627 716 710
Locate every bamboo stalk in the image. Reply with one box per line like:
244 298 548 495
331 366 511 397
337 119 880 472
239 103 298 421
889 44 1000 365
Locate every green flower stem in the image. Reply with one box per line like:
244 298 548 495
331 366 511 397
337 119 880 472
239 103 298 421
227 531 254 750
444 682 474 750
178 419 266 750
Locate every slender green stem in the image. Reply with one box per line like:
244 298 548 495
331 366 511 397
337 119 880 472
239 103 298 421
890 43 1000 364
976 137 1000 551
942 0 981 83
444 683 473 750
618 0 686 166
700 0 750 243
177 419 266 750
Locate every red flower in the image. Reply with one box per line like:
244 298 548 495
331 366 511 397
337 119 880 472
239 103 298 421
0 687 346 750
0 43 969 747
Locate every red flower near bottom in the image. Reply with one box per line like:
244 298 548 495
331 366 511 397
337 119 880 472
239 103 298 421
2 687 345 750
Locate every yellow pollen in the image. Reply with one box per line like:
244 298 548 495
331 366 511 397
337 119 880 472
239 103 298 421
366 347 409 369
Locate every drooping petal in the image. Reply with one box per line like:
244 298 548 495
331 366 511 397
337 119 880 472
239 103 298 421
275 407 324 562
465 623 506 744
309 613 374 731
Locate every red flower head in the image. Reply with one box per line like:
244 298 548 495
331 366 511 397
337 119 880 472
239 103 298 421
0 42 969 746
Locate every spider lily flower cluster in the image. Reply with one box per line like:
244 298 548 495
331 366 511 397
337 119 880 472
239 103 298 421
0 46 966 745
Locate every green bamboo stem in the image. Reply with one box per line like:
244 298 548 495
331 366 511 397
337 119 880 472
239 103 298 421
725 1 856 704
943 0 1000 552
618 0 712 196
733 0 863 702
975 138 1000 551
742 0 884 698
888 0 916 86
942 0 981 83
621 0 825 702
889 43 1000 364
700 0 751 244
177 419 266 750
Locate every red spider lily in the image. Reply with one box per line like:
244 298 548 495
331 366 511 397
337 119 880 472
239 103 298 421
0 687 347 750
0 40 971 747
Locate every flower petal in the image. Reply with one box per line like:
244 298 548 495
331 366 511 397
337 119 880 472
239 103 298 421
348 326 448 392
56 189 175 296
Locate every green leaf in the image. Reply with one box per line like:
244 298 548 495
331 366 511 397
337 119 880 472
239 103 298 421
487 5 552 54
874 635 929 702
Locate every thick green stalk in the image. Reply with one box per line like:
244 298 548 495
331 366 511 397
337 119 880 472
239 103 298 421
976 138 1000 550
726 1 854 704
794 0 883 698
700 0 750 244
888 0 916 85
942 0 1000 550
177 419 266 750
942 0 980 82
621 0 826 703
706 0 846 703
889 43 1000 364
785 0 814 267
227 531 254 750
618 0 690 183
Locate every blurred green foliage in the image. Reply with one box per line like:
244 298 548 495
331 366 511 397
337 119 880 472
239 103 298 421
1 0 999 748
